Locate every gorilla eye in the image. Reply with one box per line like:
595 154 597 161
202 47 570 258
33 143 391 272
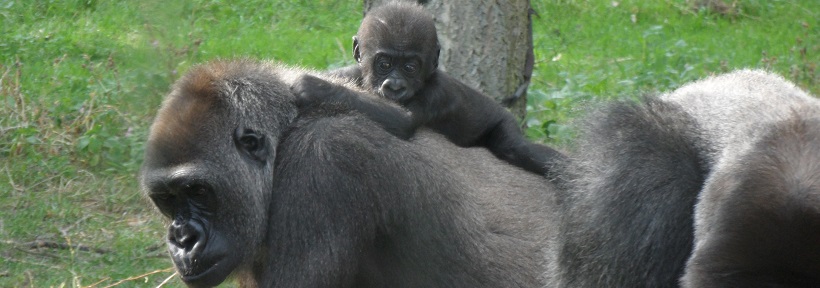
234 128 269 163
239 134 260 151
377 59 392 71
153 193 173 202
185 184 208 198
150 193 175 217
403 63 418 74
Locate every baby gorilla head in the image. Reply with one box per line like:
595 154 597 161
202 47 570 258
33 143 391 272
353 2 440 103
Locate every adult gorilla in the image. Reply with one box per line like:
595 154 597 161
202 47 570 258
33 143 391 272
552 70 820 287
140 59 558 287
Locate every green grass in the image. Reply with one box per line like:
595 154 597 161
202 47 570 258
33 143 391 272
525 0 818 141
0 0 817 286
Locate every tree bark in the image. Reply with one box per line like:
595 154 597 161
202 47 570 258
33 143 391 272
362 0 534 119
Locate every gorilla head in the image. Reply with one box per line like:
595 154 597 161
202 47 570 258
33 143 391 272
141 61 297 286
354 2 439 102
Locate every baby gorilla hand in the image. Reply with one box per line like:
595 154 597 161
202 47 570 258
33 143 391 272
291 74 341 107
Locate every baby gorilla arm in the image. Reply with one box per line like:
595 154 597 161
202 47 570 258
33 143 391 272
325 65 363 87
291 74 420 140
483 118 568 178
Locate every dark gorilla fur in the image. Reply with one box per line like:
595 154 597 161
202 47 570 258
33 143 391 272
297 2 565 177
551 69 820 287
140 59 558 287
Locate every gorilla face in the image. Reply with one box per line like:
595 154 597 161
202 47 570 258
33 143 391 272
354 2 439 104
140 61 294 287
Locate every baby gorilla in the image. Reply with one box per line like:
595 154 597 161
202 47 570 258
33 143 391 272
292 2 564 176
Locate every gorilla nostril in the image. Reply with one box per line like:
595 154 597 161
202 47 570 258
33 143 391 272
381 79 405 92
179 235 199 251
169 221 203 251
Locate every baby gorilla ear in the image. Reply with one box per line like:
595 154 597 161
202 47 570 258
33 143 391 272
353 36 362 63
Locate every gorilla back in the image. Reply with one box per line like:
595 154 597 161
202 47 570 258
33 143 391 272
554 70 820 287
668 70 820 287
140 59 557 287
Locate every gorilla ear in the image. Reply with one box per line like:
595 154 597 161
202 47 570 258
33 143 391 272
432 43 441 70
353 36 362 64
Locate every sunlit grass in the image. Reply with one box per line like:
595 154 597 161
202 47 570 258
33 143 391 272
526 0 818 142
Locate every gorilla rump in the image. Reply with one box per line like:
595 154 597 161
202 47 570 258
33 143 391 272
552 70 820 287
140 59 558 287
309 2 564 176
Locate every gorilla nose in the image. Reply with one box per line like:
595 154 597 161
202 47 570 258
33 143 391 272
383 79 405 91
380 79 408 100
169 219 205 252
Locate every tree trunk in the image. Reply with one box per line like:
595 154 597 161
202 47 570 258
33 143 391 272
362 0 534 119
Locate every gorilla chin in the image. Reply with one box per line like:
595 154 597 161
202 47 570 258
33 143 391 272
378 87 409 103
170 237 238 287
173 256 237 287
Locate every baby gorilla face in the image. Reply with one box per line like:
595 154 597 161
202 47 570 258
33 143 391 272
370 53 424 102
354 3 439 104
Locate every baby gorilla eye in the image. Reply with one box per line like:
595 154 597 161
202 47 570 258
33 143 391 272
403 63 418 74
377 59 392 71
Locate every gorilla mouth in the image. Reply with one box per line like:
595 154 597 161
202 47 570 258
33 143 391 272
176 258 233 287
170 243 236 287
380 88 409 102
